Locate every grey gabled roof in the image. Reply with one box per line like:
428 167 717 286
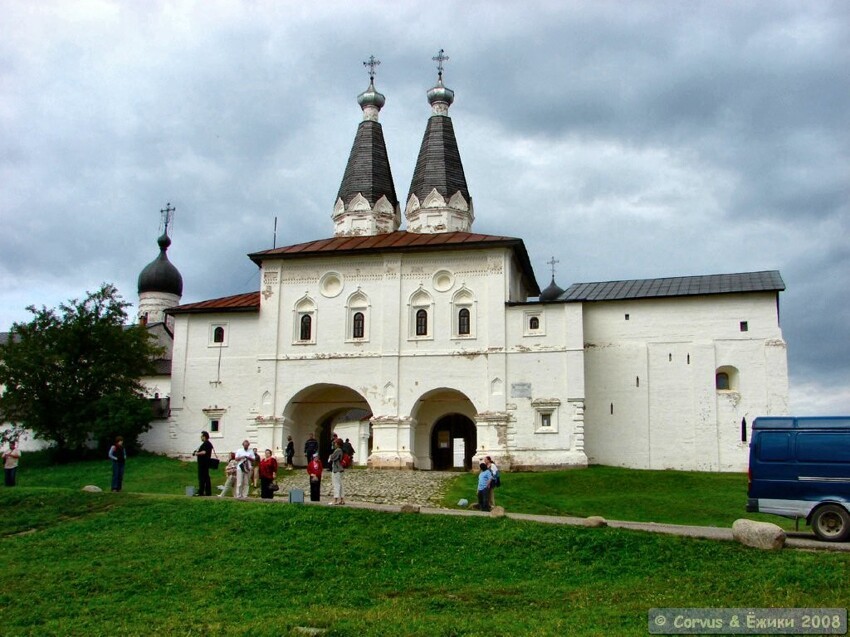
336 120 398 209
562 270 784 302
408 115 470 203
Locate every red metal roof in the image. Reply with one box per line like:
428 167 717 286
168 291 260 315
248 231 540 295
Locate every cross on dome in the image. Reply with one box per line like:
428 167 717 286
363 55 381 82
432 48 449 79
547 256 560 279
160 202 175 237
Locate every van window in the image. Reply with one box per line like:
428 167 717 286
758 432 791 461
797 433 850 463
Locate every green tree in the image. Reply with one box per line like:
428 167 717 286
0 284 162 457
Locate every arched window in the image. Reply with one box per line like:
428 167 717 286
300 314 312 341
213 326 225 343
352 312 365 339
529 316 540 330
458 308 470 335
715 365 739 391
416 309 428 336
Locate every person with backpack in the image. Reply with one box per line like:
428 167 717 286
328 438 346 506
476 462 493 512
485 456 500 508
234 440 253 499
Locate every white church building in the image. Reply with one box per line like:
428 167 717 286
138 59 789 472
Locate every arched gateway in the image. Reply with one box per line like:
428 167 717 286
282 384 372 466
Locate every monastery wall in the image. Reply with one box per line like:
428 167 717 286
581 292 788 471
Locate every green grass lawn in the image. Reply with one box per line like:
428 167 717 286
442 465 801 529
0 489 847 636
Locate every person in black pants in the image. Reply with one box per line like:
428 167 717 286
192 431 214 496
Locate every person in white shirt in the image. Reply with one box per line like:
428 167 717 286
4 441 21 487
234 440 253 499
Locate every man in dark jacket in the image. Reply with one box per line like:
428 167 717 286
304 432 319 464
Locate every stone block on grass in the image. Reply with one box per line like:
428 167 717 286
82 485 103 493
584 516 607 527
732 519 786 550
400 504 420 514
490 506 506 518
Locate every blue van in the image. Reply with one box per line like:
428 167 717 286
747 416 850 542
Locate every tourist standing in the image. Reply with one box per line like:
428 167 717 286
235 440 253 499
307 453 323 502
251 447 261 488
108 437 126 492
342 438 355 460
192 431 214 496
328 438 346 506
485 456 499 508
218 452 238 497
476 462 492 512
3 441 20 487
304 433 318 464
285 435 295 469
259 449 278 499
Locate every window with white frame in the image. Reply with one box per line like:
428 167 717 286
346 290 370 341
209 323 228 347
452 288 476 338
203 408 226 439
524 310 544 336
532 398 560 433
293 297 317 344
408 288 433 340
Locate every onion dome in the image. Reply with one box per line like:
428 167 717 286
138 233 183 296
539 277 565 301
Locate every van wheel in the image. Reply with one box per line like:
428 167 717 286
811 504 850 542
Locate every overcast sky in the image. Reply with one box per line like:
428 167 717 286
2 1 848 414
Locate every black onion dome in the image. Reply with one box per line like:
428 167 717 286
539 277 565 301
138 233 183 296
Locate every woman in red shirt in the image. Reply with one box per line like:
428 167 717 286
258 449 278 499
307 454 323 502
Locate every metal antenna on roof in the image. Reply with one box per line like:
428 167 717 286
159 202 175 236
273 216 278 249
432 48 449 81
547 256 560 281
363 55 380 83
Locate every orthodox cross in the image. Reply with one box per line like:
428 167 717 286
363 55 381 82
432 48 449 80
160 202 175 236
547 256 560 280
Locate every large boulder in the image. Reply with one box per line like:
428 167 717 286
584 516 608 528
732 519 786 550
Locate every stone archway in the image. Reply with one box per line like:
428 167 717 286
282 384 372 466
409 387 479 470
430 413 477 470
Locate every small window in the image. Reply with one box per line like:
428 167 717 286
300 314 312 341
636 376 640 388
740 321 749 332
416 309 428 336
352 312 365 339
458 308 470 335
209 323 228 346
716 372 730 390
210 419 220 433
624 313 630 321
213 326 225 343
540 413 551 428
529 317 540 330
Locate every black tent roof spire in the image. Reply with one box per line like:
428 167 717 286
333 55 400 237
405 49 473 234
